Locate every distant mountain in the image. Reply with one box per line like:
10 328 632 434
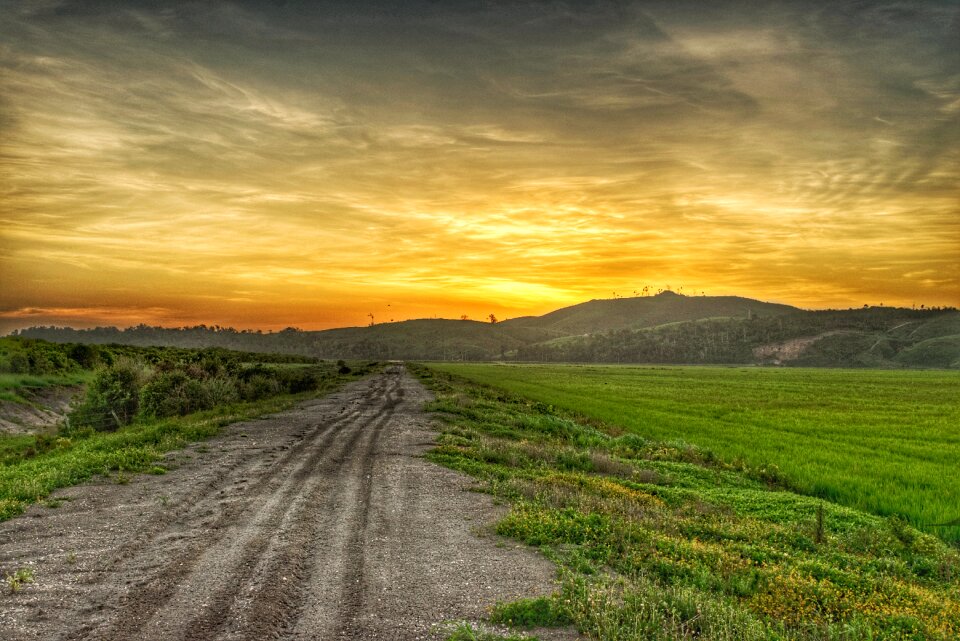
11 293 959 368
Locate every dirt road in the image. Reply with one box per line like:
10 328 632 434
0 366 576 640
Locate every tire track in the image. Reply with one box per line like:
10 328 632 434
331 381 402 639
83 378 384 585
64 375 391 641
235 382 399 640
181 378 401 640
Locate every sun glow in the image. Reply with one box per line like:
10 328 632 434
1 2 957 332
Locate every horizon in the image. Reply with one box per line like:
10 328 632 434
5 290 956 336
2 1 958 333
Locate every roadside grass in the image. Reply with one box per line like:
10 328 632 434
425 363 960 542
413 364 960 641
0 368 368 522
491 596 572 629
0 434 39 466
444 621 540 641
0 372 92 403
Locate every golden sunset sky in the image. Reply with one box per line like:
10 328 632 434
1 1 958 332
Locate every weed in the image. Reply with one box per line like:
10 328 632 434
814 502 825 544
490 596 571 629
6 568 34 593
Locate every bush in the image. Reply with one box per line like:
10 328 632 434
68 358 151 431
68 343 100 369
240 374 282 401
140 370 213 418
282 368 320 393
7 352 29 374
201 374 240 406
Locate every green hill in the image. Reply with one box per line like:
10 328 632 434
502 291 796 335
518 308 960 368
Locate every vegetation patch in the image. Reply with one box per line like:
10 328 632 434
490 596 572 629
413 364 960 641
427 362 960 542
5 568 34 594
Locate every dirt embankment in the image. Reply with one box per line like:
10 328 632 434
0 386 83 435
752 331 851 364
0 366 579 641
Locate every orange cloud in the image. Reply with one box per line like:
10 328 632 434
1 2 957 332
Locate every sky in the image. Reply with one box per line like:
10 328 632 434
1 0 958 332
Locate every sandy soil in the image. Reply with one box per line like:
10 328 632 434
0 366 581 640
0 386 83 435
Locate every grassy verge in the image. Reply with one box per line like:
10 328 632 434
413 364 960 641
0 372 93 403
0 368 368 522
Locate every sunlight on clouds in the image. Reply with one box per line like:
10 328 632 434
0 1 957 331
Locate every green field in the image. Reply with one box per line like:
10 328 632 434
426 363 960 541
416 364 960 640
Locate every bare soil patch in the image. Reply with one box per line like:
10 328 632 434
0 386 83 435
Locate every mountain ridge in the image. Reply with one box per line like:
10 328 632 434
10 293 958 368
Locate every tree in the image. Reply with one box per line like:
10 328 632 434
488 314 497 324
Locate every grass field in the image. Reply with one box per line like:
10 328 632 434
415 364 960 640
426 364 960 542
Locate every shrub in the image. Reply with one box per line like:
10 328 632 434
68 358 151 431
240 374 282 401
68 343 100 369
201 374 240 406
140 370 213 418
7 352 29 374
282 368 320 393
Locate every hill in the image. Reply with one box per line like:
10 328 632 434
502 291 797 335
518 307 960 368
10 294 958 367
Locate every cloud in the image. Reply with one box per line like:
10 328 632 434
0 1 957 331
